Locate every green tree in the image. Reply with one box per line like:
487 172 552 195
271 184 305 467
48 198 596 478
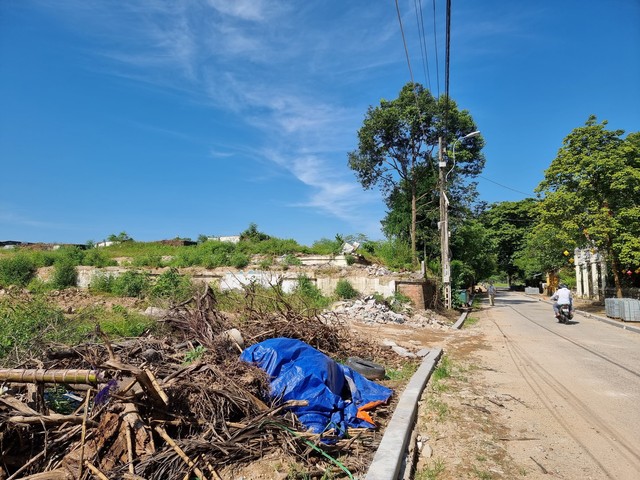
449 219 497 287
240 223 270 242
535 116 640 297
480 199 538 285
348 82 484 264
107 232 133 243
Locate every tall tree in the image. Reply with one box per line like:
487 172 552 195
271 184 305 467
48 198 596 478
535 116 640 297
348 82 484 264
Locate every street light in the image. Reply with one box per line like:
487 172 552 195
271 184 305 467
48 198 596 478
440 130 480 309
448 130 481 181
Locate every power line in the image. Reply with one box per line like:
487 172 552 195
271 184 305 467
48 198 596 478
443 0 452 137
432 0 440 97
395 0 416 85
478 175 536 197
413 0 432 92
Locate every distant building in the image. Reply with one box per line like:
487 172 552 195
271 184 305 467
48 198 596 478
208 235 241 244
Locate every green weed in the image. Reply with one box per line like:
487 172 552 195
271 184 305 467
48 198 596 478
0 254 37 287
184 345 207 365
0 296 65 364
335 279 359 299
386 362 418 381
415 458 446 479
464 316 479 327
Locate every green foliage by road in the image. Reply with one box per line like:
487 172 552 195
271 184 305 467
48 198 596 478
534 116 639 295
479 199 537 285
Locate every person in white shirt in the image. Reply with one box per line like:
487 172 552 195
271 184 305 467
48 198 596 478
551 284 573 318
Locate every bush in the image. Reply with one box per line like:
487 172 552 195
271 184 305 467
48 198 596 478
132 254 164 268
112 271 150 297
230 252 250 269
82 249 117 267
0 255 37 287
282 254 302 267
293 274 330 308
51 261 78 289
0 297 65 363
150 268 192 302
335 279 359 299
310 236 343 255
89 273 115 294
372 238 413 270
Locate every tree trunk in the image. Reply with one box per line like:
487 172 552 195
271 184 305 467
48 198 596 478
611 253 623 298
607 236 623 298
411 181 418 265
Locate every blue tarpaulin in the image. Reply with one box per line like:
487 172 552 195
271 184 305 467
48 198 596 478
240 337 393 436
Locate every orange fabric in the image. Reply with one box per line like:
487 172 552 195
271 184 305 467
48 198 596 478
356 400 386 425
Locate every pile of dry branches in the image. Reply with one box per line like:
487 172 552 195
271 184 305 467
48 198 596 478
0 285 392 479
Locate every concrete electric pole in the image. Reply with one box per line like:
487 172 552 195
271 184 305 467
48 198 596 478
438 136 452 309
439 131 480 309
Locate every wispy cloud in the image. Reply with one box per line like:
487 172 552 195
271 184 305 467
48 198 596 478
0 207 61 229
33 0 389 235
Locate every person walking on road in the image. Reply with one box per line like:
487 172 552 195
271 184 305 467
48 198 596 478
487 283 497 306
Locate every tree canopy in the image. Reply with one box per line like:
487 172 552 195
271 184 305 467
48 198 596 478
348 82 484 264
480 198 538 285
534 115 640 296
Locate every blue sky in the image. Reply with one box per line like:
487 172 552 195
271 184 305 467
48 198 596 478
1 1 638 246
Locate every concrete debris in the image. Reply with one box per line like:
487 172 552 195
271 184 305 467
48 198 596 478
341 241 360 254
416 348 431 358
365 265 395 276
321 297 450 329
144 306 168 318
391 345 416 358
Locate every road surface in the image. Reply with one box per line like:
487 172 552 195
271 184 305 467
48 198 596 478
478 290 640 479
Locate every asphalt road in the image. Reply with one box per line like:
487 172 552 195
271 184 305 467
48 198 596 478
479 290 640 479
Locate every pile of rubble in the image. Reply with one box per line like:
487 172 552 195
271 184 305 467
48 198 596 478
0 286 392 479
324 296 451 329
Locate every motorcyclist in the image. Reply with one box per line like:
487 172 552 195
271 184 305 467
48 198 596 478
551 284 573 319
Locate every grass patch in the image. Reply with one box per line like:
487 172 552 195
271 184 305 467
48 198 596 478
386 362 418 381
464 316 479 327
432 355 453 381
415 458 446 479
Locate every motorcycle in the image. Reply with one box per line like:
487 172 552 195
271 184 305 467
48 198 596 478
557 304 572 324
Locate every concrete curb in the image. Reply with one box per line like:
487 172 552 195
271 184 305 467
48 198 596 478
452 310 470 330
365 347 443 480
574 309 640 334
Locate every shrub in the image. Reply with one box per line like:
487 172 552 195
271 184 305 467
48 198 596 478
51 261 78 289
150 268 192 302
335 279 359 299
282 254 302 267
112 271 150 297
372 238 413 270
0 255 37 287
0 297 65 363
258 257 273 270
293 274 330 308
310 236 343 255
82 249 117 267
89 273 115 294
230 252 250 269
132 254 165 268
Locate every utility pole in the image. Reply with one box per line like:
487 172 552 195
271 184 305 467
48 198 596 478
438 136 452 309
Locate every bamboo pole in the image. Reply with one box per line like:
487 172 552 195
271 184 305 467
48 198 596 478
0 369 102 385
